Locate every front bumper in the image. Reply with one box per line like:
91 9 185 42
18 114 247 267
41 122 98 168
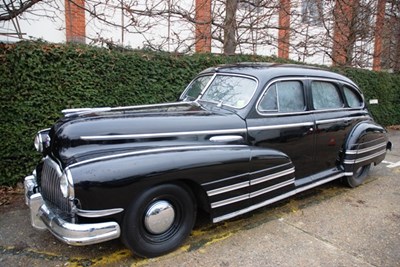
24 174 121 246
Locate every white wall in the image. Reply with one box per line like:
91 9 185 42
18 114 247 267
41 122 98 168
0 1 66 43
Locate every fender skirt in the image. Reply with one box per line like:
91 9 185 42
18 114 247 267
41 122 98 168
342 121 389 175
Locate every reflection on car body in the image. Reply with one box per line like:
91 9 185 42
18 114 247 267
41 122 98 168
25 63 391 258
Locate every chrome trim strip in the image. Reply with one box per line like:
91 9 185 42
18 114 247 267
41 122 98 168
110 102 190 111
202 163 292 188
76 208 124 218
205 164 294 197
213 173 345 223
345 142 387 155
248 122 314 131
63 102 192 117
211 194 249 209
344 149 386 165
207 181 249 197
316 118 343 124
62 107 111 117
69 145 248 168
201 173 248 186
210 176 295 209
251 162 293 175
250 179 295 198
250 167 295 185
316 116 367 124
81 128 247 141
209 135 244 143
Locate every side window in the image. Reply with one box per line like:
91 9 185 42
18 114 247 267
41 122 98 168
343 85 363 108
311 81 343 110
259 81 305 113
259 84 278 111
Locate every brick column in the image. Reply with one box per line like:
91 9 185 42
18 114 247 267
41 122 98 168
278 0 291 59
195 0 212 53
373 0 386 71
332 0 357 66
65 0 86 43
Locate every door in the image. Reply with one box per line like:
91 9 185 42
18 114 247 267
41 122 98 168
310 80 370 173
246 79 316 180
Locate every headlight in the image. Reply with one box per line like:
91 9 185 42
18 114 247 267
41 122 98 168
60 169 74 198
34 129 51 153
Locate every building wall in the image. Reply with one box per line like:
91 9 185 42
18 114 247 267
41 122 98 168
0 0 384 69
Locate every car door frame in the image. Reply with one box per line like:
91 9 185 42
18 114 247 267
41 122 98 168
245 77 316 202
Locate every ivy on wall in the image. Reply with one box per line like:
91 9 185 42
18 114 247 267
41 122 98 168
1 41 399 186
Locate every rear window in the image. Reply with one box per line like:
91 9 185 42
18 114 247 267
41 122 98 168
343 85 363 108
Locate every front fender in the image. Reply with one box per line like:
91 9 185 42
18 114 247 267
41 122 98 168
342 121 389 174
68 145 252 214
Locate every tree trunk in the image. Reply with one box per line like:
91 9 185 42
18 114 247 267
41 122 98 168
223 0 238 55
394 21 400 73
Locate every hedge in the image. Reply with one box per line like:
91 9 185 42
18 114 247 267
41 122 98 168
1 41 399 186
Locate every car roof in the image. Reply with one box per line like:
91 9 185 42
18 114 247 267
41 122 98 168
199 62 357 87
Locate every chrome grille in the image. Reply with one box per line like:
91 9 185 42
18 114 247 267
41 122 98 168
40 157 71 213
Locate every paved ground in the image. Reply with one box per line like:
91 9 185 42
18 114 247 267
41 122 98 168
0 130 399 267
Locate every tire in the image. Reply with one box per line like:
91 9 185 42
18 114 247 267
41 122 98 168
344 164 371 188
122 183 196 258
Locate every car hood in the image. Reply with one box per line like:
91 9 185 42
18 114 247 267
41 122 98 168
50 102 247 166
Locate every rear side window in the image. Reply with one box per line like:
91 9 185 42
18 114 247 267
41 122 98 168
259 81 305 113
311 81 343 110
343 85 363 108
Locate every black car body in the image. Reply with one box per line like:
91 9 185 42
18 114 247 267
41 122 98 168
24 63 391 257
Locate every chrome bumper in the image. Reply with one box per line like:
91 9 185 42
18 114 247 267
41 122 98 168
24 174 121 246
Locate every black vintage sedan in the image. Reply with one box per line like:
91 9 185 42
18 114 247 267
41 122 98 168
25 63 391 257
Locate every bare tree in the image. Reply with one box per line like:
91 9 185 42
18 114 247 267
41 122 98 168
1 0 63 39
381 0 400 72
223 0 238 55
0 0 42 21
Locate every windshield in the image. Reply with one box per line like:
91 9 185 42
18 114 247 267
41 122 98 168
182 74 257 109
182 75 213 101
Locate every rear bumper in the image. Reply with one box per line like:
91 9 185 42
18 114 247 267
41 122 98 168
24 174 121 246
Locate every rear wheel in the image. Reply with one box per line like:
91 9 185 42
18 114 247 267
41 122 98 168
122 183 196 258
344 164 371 188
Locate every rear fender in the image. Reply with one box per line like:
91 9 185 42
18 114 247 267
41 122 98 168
342 121 389 175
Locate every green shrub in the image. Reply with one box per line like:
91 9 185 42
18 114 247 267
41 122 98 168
0 41 399 186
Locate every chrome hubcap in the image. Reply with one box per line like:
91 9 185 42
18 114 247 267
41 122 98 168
144 200 175 234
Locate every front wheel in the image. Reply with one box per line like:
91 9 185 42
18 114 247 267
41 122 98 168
344 164 371 188
122 183 196 258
